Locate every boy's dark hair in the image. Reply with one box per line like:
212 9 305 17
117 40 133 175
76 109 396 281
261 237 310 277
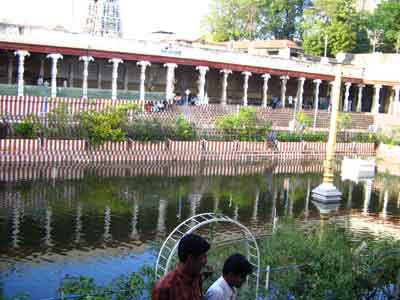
222 253 253 276
178 234 210 262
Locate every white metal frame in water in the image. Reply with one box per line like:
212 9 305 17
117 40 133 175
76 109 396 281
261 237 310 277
155 212 261 296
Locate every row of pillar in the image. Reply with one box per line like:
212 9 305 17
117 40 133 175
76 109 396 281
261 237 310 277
12 50 400 115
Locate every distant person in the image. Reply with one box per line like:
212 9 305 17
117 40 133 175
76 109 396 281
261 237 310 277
43 80 49 88
205 253 253 300
152 233 210 300
37 76 43 86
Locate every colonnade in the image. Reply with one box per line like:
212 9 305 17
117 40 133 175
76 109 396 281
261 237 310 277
11 50 400 115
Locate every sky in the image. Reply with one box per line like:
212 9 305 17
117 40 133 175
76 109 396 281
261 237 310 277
0 0 211 39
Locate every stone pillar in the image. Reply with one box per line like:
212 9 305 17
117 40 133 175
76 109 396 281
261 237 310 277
124 64 129 91
296 77 306 111
137 60 151 100
164 63 178 103
242 71 252 106
46 53 63 98
280 75 289 108
363 179 372 216
262 73 271 108
220 69 232 105
372 84 382 114
357 84 365 113
97 60 103 89
196 66 209 104
343 82 351 112
7 56 13 84
79 56 94 99
313 79 322 128
109 58 123 100
14 50 30 96
394 86 400 117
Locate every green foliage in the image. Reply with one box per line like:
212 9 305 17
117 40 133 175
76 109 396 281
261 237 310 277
216 107 272 141
296 112 312 131
203 0 311 41
302 0 368 56
276 131 328 142
376 126 400 146
12 114 42 139
78 104 140 146
61 266 155 300
203 0 260 41
258 0 311 40
126 118 168 141
170 115 197 141
338 113 353 131
368 0 400 53
262 219 400 300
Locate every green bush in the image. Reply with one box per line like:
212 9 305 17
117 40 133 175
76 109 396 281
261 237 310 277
78 104 140 146
216 107 272 141
277 131 302 142
12 114 42 139
262 219 400 300
302 132 328 142
170 114 197 141
126 118 168 141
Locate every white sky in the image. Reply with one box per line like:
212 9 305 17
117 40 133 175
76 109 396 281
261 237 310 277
0 0 210 39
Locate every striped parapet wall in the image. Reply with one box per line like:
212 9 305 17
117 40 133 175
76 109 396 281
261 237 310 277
0 138 376 164
169 140 203 161
0 95 145 117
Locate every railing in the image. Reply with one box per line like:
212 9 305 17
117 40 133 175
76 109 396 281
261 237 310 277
0 84 165 101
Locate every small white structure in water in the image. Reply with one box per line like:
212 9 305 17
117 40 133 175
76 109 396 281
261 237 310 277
341 157 376 183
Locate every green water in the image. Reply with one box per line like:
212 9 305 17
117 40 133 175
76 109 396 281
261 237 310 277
0 162 399 299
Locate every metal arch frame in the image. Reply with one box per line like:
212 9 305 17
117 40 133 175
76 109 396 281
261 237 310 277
155 212 261 296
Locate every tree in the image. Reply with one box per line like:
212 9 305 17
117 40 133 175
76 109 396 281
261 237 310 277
258 0 311 40
203 0 261 41
203 0 311 41
302 0 369 56
368 0 400 53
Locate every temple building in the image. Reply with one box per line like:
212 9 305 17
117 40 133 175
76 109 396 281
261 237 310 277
0 2 399 116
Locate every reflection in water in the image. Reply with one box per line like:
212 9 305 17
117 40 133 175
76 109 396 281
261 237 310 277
381 190 389 219
0 162 400 300
43 207 53 247
363 179 373 216
103 206 112 242
157 199 167 237
74 203 83 244
131 200 139 239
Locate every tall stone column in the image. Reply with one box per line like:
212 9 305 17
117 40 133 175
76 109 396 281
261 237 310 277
296 77 306 111
372 84 382 114
8 55 13 84
109 58 123 100
363 179 372 216
280 75 289 108
357 84 365 113
242 71 252 106
343 82 352 112
220 69 232 105
137 60 151 100
394 86 400 117
79 56 94 99
196 66 209 104
14 50 30 97
157 199 167 237
313 79 322 128
97 60 103 89
47 53 63 98
164 63 178 103
262 73 271 108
